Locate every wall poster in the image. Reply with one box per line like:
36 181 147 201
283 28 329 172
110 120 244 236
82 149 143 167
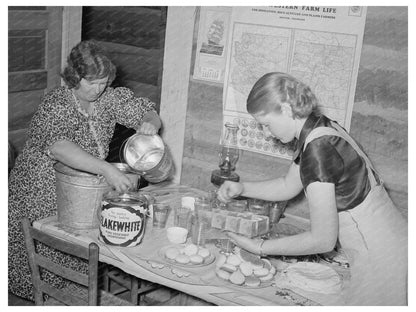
222 6 367 159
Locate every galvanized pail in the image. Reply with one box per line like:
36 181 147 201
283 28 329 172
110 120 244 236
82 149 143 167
54 162 111 229
121 134 174 183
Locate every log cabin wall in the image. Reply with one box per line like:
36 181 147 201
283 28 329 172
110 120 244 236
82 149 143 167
81 6 167 163
8 7 63 159
178 7 408 219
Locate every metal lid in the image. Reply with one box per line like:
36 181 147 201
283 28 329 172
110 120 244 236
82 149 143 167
103 191 147 207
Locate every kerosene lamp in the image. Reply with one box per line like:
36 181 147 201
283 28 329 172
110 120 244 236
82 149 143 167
211 122 240 186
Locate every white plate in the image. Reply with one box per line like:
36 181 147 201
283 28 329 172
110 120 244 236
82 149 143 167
159 245 216 268
215 274 273 289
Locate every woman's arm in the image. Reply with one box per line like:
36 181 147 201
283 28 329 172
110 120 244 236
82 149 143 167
228 181 339 255
49 140 133 192
217 162 304 202
110 87 161 133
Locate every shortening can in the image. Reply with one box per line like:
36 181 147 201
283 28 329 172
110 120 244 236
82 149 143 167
99 191 148 247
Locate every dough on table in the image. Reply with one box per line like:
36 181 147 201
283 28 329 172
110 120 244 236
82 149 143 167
216 254 227 268
175 254 190 264
183 243 199 256
226 254 241 266
259 272 274 282
198 247 210 259
253 267 269 277
220 263 237 273
190 254 204 264
165 247 180 260
229 270 245 285
216 269 231 281
245 275 261 287
261 258 273 270
239 261 254 276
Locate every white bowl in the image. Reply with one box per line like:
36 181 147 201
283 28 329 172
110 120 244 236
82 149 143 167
181 196 195 211
167 227 188 244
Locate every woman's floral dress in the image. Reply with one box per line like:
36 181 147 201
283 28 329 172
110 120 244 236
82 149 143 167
8 86 157 300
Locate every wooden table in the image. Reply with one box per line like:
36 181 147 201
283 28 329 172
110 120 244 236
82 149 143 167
33 183 321 306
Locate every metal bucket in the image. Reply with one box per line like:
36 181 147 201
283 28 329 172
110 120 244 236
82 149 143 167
54 162 111 229
99 191 148 247
121 134 174 183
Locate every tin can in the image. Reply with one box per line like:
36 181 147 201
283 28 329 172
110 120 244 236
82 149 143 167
99 191 148 247
121 134 174 183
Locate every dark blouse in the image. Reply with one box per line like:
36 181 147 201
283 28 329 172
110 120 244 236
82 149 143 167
293 113 371 211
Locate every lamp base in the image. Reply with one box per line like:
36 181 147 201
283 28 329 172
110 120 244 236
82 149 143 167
210 169 240 187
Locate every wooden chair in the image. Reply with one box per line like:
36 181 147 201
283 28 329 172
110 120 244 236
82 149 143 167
102 265 161 305
21 218 132 306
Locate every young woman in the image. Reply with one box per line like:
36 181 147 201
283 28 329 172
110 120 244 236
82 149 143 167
217 72 407 305
9 40 162 300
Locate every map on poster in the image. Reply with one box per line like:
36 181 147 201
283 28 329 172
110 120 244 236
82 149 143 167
222 6 367 159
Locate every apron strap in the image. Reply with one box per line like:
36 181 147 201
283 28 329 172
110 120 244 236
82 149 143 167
303 123 381 188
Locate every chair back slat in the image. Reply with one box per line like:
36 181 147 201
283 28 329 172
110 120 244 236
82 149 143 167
39 282 88 306
28 225 90 259
33 254 89 286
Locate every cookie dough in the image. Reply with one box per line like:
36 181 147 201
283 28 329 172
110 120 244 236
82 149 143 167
216 269 231 281
190 254 204 265
183 243 199 256
175 254 190 264
229 270 245 285
165 247 180 260
239 261 254 276
198 247 210 259
245 275 261 287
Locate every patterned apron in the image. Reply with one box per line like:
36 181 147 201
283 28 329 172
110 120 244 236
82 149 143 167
304 123 408 305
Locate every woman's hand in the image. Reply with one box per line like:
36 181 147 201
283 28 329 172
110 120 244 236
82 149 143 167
227 232 262 255
138 111 162 135
102 164 134 193
137 121 159 135
217 181 244 202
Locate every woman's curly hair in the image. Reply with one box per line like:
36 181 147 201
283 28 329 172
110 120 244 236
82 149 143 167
247 72 319 118
61 40 116 89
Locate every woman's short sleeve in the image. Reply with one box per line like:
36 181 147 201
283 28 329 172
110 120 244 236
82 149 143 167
29 90 77 155
300 137 344 187
109 87 157 129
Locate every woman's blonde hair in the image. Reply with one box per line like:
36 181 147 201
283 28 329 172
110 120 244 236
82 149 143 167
246 72 318 118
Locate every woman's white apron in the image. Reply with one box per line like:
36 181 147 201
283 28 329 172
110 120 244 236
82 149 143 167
304 123 407 305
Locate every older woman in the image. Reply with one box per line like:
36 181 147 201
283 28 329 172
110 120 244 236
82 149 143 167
217 72 407 305
8 40 162 300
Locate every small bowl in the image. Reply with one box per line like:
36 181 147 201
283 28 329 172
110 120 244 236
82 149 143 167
166 227 188 244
